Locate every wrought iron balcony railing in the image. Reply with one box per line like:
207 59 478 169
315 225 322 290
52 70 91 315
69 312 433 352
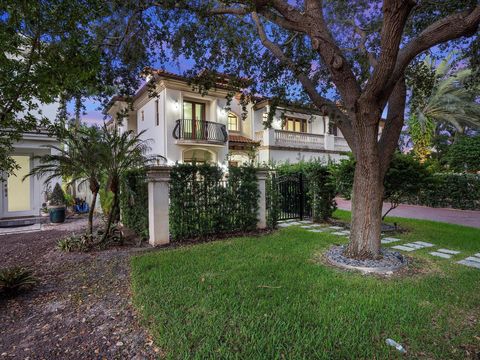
173 119 228 144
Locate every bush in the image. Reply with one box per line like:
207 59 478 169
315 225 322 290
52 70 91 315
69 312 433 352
414 173 480 210
57 234 89 252
49 183 66 206
330 153 480 211
169 163 259 240
99 173 115 217
0 267 37 296
119 169 149 239
445 136 480 173
307 165 337 221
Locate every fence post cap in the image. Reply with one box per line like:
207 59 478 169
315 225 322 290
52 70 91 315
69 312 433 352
146 166 172 182
256 168 269 180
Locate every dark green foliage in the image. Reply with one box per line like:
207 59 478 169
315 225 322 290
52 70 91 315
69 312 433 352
169 163 259 241
0 267 37 295
119 169 149 240
332 153 480 210
57 234 89 252
49 183 66 206
330 155 355 200
445 136 480 173
414 173 480 210
307 166 337 222
382 153 432 218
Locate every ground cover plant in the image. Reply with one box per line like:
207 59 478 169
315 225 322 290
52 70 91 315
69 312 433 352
131 210 480 359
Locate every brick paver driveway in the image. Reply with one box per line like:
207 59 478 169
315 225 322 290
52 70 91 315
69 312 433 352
336 198 480 229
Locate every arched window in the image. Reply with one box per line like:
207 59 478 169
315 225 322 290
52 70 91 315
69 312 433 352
183 149 215 164
227 112 239 131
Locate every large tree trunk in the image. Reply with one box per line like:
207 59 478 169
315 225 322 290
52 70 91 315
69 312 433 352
345 155 384 259
344 108 385 260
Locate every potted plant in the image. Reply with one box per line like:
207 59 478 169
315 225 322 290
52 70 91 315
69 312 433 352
49 183 66 223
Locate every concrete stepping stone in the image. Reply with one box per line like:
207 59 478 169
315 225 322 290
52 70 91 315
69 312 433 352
328 226 344 230
457 259 480 269
300 225 313 229
381 237 401 244
412 241 434 247
403 243 426 250
437 249 461 255
392 245 417 252
331 231 349 236
299 220 313 224
464 256 480 263
340 230 350 235
475 253 480 258
308 229 326 233
429 251 452 259
278 223 292 228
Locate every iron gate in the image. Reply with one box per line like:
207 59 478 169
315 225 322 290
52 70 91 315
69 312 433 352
274 173 311 221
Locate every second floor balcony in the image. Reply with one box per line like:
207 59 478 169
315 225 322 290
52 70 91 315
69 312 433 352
255 128 350 153
173 119 228 145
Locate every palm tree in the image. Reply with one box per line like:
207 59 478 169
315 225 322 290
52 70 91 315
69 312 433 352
99 125 155 242
408 53 480 160
25 125 105 236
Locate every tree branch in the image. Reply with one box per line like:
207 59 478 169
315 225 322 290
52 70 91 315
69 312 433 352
251 11 354 144
364 0 416 99
378 77 406 176
386 5 480 100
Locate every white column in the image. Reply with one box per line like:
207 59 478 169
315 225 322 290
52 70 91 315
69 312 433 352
147 166 172 246
324 134 335 150
256 169 269 229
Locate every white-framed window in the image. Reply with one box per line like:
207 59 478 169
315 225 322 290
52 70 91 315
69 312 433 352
227 112 239 131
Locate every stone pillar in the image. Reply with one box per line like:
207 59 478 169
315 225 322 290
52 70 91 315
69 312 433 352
324 133 335 150
147 166 172 246
256 169 269 229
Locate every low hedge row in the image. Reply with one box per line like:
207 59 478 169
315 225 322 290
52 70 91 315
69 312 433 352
410 173 480 210
119 169 149 239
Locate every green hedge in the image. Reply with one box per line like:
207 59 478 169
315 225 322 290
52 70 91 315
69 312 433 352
119 169 149 239
413 173 480 210
169 163 259 241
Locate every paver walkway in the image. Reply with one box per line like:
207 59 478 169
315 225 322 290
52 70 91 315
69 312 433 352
336 198 480 228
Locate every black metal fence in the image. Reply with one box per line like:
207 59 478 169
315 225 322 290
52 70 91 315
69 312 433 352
169 164 259 241
273 173 312 221
173 119 228 143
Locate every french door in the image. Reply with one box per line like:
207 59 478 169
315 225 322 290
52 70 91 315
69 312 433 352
183 101 206 140
1 155 34 218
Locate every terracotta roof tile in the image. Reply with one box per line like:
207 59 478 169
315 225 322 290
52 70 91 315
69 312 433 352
228 134 259 144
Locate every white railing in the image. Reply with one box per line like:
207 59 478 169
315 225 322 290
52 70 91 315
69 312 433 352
274 130 325 149
334 136 350 151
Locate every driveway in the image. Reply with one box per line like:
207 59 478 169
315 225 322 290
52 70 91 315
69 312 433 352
336 198 480 229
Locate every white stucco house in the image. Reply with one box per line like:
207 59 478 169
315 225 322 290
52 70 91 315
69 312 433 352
0 132 60 224
106 70 350 167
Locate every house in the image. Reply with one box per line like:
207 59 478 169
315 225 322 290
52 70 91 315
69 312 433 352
0 130 61 224
106 70 350 166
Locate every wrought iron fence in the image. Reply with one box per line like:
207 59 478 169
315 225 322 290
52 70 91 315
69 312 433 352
173 119 228 143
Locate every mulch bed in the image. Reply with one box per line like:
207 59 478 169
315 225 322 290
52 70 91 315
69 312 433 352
0 217 160 359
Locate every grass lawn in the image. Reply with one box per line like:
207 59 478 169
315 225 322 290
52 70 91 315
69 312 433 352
131 210 480 359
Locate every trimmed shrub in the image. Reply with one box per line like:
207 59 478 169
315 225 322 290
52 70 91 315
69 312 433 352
331 153 480 210
50 183 66 206
119 169 149 239
169 163 259 240
414 173 480 210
